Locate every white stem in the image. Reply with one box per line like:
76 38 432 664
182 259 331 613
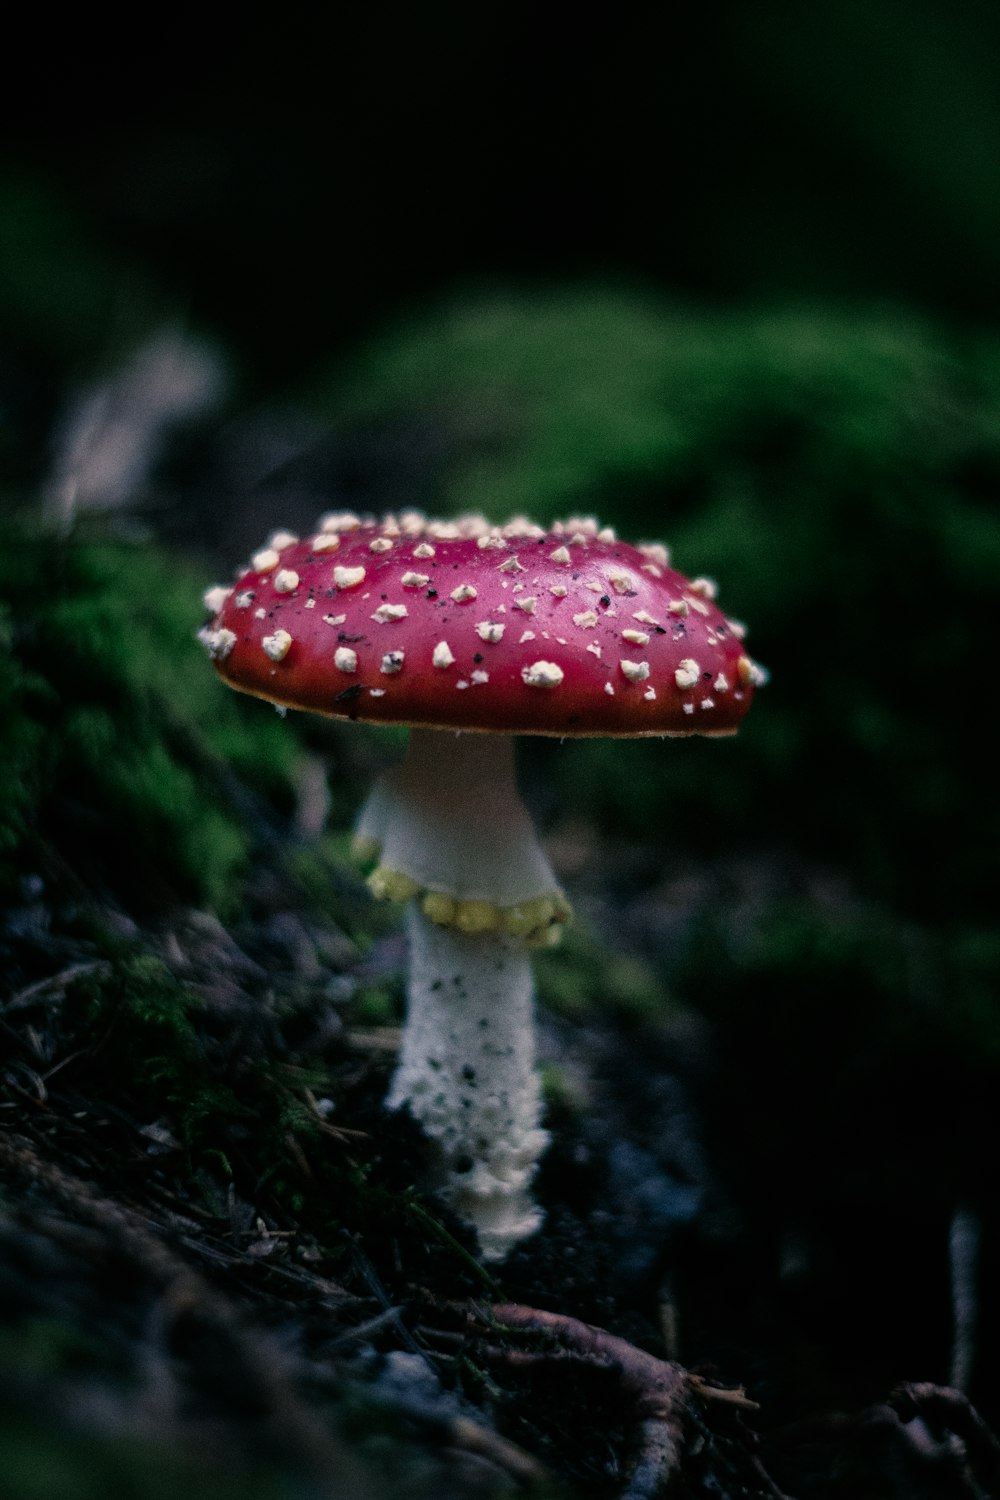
356 729 558 908
388 904 549 1261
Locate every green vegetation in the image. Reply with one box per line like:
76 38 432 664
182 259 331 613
0 519 299 911
535 920 670 1024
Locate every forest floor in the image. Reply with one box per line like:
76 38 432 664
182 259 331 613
4 788 999 1500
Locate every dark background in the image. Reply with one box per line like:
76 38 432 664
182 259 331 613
5 0 1000 394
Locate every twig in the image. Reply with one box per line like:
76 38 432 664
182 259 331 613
346 1026 403 1054
345 1232 432 1365
2 961 111 1013
326 1305 409 1350
448 1413 548 1486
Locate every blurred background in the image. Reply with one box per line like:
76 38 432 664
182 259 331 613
3 1 1000 1490
6 1 1000 389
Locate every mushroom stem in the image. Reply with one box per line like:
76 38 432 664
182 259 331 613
356 729 562 925
388 904 549 1261
357 728 559 1258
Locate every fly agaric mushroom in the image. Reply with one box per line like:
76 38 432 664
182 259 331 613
200 512 764 1259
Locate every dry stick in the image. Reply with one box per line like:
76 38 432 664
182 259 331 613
448 1414 547 1486
345 1233 431 1363
481 1303 764 1500
0 1131 369 1500
2 961 111 1013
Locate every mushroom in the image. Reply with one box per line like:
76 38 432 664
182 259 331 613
200 512 764 1260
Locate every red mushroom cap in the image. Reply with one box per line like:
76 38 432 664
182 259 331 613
200 513 764 737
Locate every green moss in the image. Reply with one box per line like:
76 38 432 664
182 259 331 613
678 895 1000 1086
535 921 671 1022
285 838 382 937
78 955 239 1149
538 1062 585 1114
351 984 402 1028
0 516 300 910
